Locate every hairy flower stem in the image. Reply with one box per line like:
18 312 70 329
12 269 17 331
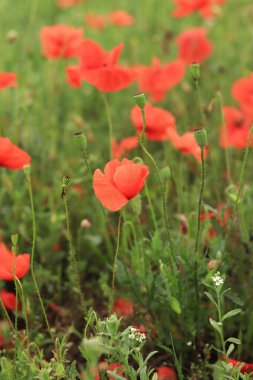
145 183 159 232
140 108 176 270
24 167 54 341
217 91 231 184
109 212 122 314
101 92 113 160
63 179 87 318
193 78 205 128
194 147 205 256
223 125 253 252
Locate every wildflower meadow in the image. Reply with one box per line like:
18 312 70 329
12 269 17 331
1 0 253 378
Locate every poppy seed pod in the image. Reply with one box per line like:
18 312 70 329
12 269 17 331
194 128 207 147
134 93 146 109
190 63 200 81
73 131 87 151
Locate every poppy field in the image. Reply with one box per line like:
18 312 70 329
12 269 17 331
1 0 253 378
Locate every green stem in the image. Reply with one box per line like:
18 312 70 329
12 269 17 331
0 299 15 333
63 189 87 318
140 108 176 270
193 78 205 128
194 147 205 256
15 277 29 339
110 212 122 314
216 289 227 361
24 168 54 341
223 126 253 252
217 91 231 184
145 183 159 232
101 92 113 160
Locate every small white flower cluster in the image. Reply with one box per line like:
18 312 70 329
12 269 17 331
211 272 224 287
129 327 146 343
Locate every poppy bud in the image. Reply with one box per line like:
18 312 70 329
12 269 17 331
190 63 200 81
134 93 146 109
73 131 87 151
23 164 31 178
11 234 19 246
194 128 207 147
160 166 171 180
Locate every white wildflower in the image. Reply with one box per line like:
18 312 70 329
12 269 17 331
211 272 224 287
128 326 146 343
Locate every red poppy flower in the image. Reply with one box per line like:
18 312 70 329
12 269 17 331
112 136 139 159
0 72 17 91
40 25 84 59
131 102 176 141
109 10 135 26
232 73 253 121
0 242 30 281
0 290 20 311
107 363 124 380
226 358 253 373
157 366 177 380
176 28 212 64
172 0 224 19
220 106 252 149
0 137 31 169
136 58 185 102
56 0 83 8
84 13 107 31
93 159 149 211
66 39 136 91
167 129 208 162
112 297 134 317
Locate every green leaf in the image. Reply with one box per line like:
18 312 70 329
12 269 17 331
226 337 241 345
204 291 218 308
222 309 241 321
226 343 235 357
170 296 181 314
209 318 222 336
107 372 126 380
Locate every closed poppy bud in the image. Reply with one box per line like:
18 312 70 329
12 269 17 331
134 93 146 109
73 131 87 151
11 234 19 246
190 63 200 81
194 128 207 147
160 166 171 180
23 164 31 177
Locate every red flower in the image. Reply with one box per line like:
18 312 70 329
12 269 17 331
112 297 134 317
172 0 224 19
66 39 136 91
0 242 30 281
226 358 253 373
167 129 208 162
56 0 83 8
176 28 212 64
93 159 149 211
136 58 185 102
0 72 17 91
131 102 176 141
232 73 253 121
112 136 139 159
109 10 135 26
0 137 31 169
220 106 252 149
84 13 107 31
40 25 84 59
107 363 124 380
157 366 177 380
0 290 20 311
